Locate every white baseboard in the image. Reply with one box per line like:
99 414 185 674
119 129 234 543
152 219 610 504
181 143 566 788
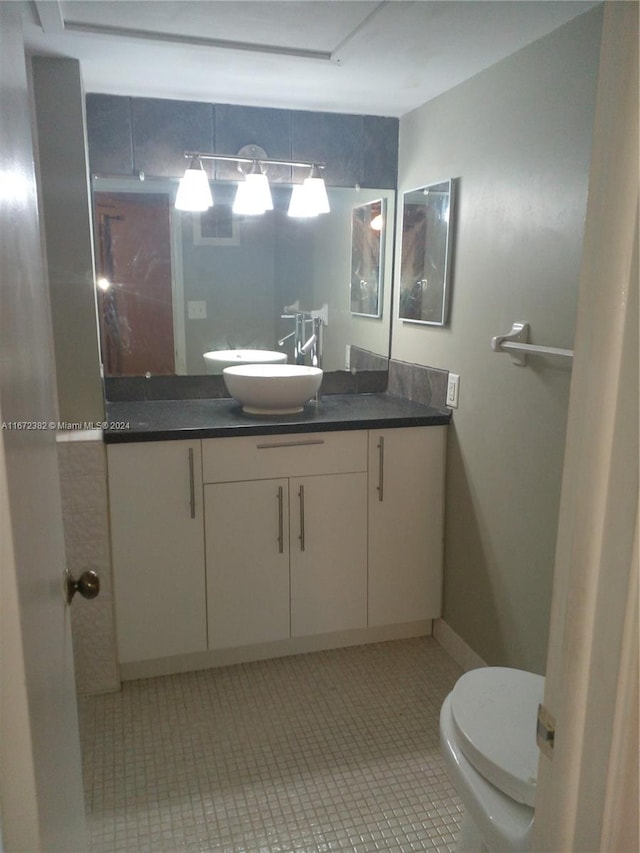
433 618 487 672
120 620 433 681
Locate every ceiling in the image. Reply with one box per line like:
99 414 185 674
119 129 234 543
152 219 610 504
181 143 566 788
24 0 599 117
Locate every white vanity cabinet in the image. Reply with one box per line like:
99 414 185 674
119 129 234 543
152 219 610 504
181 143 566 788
107 440 207 663
202 431 368 649
367 426 447 627
106 421 446 675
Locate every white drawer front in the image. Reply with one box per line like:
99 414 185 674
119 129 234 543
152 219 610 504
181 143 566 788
202 430 367 482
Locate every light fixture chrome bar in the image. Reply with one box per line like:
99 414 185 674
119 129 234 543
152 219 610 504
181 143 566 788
184 151 325 171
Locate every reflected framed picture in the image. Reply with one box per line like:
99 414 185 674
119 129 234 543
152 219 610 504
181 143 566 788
192 186 239 246
398 178 456 326
350 198 385 318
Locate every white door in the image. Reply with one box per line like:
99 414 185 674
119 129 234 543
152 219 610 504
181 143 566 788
533 4 639 850
0 4 86 849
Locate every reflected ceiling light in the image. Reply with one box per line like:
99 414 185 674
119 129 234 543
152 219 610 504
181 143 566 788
176 149 328 217
175 156 213 211
370 213 383 231
233 162 273 216
96 276 111 291
287 165 330 218
287 182 317 218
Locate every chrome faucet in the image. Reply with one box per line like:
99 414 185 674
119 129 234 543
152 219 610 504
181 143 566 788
299 316 322 368
279 311 323 370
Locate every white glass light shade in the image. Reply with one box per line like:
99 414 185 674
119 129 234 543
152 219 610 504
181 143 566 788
287 183 318 218
287 174 330 218
303 176 330 214
175 162 213 211
233 172 273 215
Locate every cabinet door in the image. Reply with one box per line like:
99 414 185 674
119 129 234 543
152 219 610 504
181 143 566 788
205 479 290 649
290 472 367 637
107 440 207 663
368 427 446 626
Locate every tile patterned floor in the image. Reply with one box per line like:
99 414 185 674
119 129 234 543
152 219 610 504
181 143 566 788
78 637 464 852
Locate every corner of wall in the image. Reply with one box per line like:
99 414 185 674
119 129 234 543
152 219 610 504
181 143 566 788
32 57 104 424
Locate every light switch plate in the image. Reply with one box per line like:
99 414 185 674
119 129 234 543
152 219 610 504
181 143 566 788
188 300 207 320
446 373 460 408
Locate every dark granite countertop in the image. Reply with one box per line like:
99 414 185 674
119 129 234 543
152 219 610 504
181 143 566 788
104 393 451 443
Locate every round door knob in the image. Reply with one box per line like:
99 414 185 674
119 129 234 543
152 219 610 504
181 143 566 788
65 569 100 604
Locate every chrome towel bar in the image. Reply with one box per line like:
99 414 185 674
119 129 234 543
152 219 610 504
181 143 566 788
491 322 574 366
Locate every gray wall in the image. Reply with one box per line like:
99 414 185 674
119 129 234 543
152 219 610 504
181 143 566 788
392 7 603 672
32 58 104 423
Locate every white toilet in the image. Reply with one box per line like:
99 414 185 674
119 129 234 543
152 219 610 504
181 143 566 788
440 667 545 853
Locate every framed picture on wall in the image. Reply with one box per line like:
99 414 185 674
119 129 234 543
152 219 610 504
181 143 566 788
350 198 386 318
398 178 456 326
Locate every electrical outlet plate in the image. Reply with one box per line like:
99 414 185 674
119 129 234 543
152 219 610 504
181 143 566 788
447 373 460 408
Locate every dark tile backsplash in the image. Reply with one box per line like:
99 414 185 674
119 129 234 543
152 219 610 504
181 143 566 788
132 98 214 178
86 94 134 176
387 360 450 410
363 116 399 189
104 360 448 406
86 94 398 189
291 111 363 187
350 347 390 372
104 370 388 402
214 105 292 182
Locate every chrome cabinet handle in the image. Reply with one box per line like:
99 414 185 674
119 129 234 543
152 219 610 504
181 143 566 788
188 447 196 519
377 436 385 502
256 439 325 450
277 485 284 554
298 485 305 552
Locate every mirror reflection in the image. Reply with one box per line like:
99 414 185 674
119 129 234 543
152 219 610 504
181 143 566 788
93 179 395 376
398 179 455 326
350 199 385 318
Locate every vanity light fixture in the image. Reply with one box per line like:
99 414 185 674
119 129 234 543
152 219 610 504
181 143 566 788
176 148 328 217
287 164 330 218
174 156 214 211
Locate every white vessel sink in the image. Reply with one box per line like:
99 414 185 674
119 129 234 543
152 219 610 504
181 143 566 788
204 349 287 375
223 364 323 414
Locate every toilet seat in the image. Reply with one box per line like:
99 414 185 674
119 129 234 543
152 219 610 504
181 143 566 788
450 667 544 807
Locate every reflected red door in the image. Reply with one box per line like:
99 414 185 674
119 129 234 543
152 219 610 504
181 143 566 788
95 192 175 375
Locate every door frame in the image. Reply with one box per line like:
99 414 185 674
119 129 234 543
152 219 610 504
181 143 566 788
533 3 639 849
92 176 187 375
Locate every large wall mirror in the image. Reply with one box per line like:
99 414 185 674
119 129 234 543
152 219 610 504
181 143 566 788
398 178 455 326
93 178 395 376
